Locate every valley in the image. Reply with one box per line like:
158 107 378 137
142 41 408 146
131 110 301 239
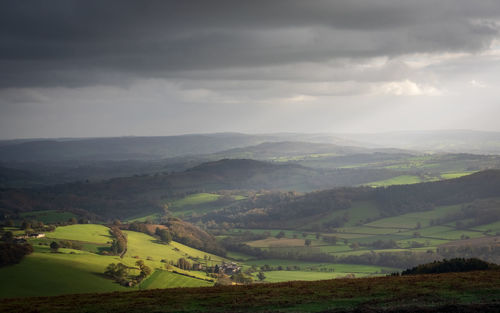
1 133 500 311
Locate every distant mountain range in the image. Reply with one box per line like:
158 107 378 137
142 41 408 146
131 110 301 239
1 130 500 164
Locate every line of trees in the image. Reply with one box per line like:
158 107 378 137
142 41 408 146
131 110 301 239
110 226 127 256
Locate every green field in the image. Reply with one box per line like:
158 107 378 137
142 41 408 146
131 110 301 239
302 201 380 229
0 250 130 298
225 251 255 261
440 171 476 179
245 259 397 274
127 213 161 223
366 204 463 229
167 193 248 218
0 224 224 298
140 270 214 289
231 228 313 239
171 193 221 207
364 175 422 187
230 198 499 262
45 224 112 244
472 220 500 233
124 230 224 265
254 271 347 282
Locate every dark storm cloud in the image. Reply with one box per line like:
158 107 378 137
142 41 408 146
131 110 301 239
1 0 500 87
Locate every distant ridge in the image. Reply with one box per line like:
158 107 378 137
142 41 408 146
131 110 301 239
0 134 356 162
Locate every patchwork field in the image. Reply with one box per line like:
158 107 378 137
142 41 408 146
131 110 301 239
229 198 500 267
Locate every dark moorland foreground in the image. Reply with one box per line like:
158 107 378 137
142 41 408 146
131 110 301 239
1 270 500 313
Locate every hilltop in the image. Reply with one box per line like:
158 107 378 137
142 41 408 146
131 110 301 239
0 159 397 219
0 133 356 163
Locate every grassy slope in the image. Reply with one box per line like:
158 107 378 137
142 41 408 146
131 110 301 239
366 204 463 228
0 225 223 298
0 249 129 298
1 270 499 313
140 270 213 289
364 175 423 187
45 224 113 244
171 193 221 207
244 259 397 282
255 271 350 282
124 230 224 264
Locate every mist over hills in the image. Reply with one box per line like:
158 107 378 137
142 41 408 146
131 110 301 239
2 131 500 190
0 136 408 187
1 130 499 164
341 130 500 154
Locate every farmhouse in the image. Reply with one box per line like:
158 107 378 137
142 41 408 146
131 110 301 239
15 233 46 240
220 262 241 275
29 233 46 238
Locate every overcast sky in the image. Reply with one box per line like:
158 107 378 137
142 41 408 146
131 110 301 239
2 0 500 139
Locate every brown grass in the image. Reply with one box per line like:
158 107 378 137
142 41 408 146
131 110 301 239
1 269 500 313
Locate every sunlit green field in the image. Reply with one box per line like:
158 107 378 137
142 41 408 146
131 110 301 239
0 249 130 298
440 171 476 179
472 220 500 233
364 175 422 187
45 224 112 244
171 193 221 207
254 271 350 282
0 224 222 298
245 259 397 273
124 230 224 265
140 270 214 289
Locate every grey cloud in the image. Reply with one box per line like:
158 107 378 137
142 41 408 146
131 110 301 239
2 0 500 88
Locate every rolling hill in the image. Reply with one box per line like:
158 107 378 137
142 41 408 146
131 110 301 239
0 224 221 299
0 159 399 219
0 133 358 163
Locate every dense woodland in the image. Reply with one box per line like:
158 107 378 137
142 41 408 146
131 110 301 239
401 258 499 275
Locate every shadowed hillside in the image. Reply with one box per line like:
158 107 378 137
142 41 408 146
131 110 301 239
1 269 499 313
